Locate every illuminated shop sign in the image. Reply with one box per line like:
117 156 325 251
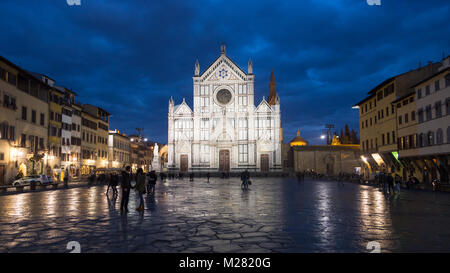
371 153 385 166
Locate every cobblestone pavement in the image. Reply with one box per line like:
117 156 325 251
0 177 450 253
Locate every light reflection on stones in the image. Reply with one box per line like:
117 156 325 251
0 178 450 252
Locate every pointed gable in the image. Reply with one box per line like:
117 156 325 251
174 100 193 116
256 98 273 113
199 54 247 82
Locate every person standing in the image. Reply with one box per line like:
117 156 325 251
206 172 210 183
135 168 146 212
147 170 157 195
120 166 132 213
241 169 250 190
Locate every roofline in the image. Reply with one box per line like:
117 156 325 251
83 103 111 116
367 77 395 95
0 55 55 90
411 67 450 88
197 54 248 78
353 93 375 107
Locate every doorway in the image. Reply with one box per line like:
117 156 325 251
180 154 188 173
219 150 230 172
260 154 269 172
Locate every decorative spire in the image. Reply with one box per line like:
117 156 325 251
220 42 226 55
194 59 200 76
248 59 253 74
169 96 174 105
268 69 277 106
297 129 300 136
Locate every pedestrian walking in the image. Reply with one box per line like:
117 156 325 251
112 172 119 195
147 170 157 195
120 166 132 213
63 168 69 188
189 172 194 181
394 174 401 194
135 168 146 212
387 173 394 195
206 172 210 183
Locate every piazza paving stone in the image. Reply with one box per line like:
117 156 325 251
1 177 450 252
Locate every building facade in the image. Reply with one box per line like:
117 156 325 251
59 87 76 178
82 104 110 170
70 103 82 177
355 61 441 180
168 44 282 173
0 56 49 184
108 129 131 169
397 60 450 184
80 109 98 175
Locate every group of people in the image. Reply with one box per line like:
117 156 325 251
107 168 254 213
377 172 402 195
105 166 159 213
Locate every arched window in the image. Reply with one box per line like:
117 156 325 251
437 128 443 144
418 133 424 147
428 131 434 146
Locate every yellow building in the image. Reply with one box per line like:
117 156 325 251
354 61 441 180
82 104 110 171
0 56 49 184
80 110 98 175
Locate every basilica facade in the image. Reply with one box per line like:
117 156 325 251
167 44 282 173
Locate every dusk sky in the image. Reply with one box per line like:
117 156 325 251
0 0 449 144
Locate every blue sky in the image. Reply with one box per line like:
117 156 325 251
0 0 449 144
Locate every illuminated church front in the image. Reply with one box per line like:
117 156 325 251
168 44 282 173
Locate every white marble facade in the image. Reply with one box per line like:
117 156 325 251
168 44 282 173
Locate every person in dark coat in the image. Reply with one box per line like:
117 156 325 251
147 170 157 195
120 166 132 213
241 169 250 190
206 172 210 183
387 173 394 194
135 168 146 212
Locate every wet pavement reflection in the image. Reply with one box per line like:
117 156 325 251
0 177 449 253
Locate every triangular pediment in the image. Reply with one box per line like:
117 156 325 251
174 101 193 115
256 99 273 113
199 55 247 82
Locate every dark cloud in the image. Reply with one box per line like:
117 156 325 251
0 0 449 143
